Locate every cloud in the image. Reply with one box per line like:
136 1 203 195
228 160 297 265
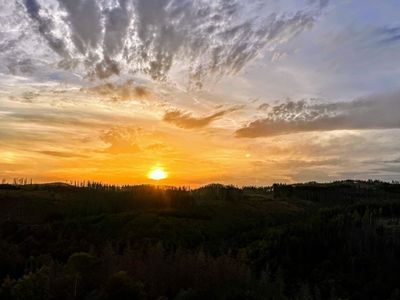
58 0 103 53
38 150 88 158
23 0 69 57
6 0 327 84
258 103 270 111
383 157 400 164
308 0 330 9
0 2 58 78
100 126 141 154
21 91 40 102
163 106 241 129
236 91 400 138
146 143 168 152
378 26 400 45
82 81 150 101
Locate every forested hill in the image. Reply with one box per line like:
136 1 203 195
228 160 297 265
1 180 400 299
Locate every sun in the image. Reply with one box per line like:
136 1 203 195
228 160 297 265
148 167 168 181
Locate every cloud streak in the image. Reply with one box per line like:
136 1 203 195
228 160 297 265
164 107 241 129
236 92 400 138
38 150 88 158
378 26 400 45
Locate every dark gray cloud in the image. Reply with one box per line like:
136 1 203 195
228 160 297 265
258 103 270 111
164 106 241 129
82 81 150 101
378 26 400 45
15 0 326 83
375 165 400 174
383 157 400 164
236 91 400 138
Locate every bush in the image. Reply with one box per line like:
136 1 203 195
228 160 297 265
103 271 145 300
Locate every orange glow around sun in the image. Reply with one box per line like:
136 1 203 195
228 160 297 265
148 167 168 181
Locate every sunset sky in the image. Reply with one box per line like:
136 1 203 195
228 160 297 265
1 0 400 186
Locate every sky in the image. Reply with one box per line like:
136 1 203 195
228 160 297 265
1 0 400 186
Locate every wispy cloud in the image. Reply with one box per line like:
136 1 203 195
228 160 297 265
164 106 241 129
100 126 141 154
378 26 400 45
37 150 88 158
383 157 400 164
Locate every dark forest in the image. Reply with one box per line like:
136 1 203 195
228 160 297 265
1 180 400 299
